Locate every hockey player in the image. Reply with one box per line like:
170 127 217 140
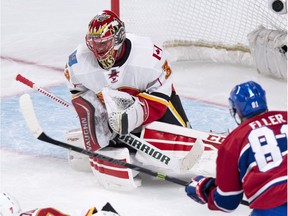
0 192 120 216
185 81 287 215
64 10 190 190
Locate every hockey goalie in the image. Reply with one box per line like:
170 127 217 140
63 10 223 191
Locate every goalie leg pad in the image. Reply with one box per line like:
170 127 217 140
137 124 217 176
65 128 92 172
72 90 114 150
89 147 142 191
142 121 223 151
141 123 198 159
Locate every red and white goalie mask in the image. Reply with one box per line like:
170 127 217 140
85 10 126 69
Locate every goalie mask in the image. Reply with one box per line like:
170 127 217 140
85 10 126 70
228 81 267 124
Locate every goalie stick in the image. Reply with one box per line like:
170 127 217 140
19 93 188 186
16 74 71 108
19 93 249 206
16 74 204 172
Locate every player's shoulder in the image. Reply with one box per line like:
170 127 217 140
67 43 101 74
127 33 155 48
267 110 287 118
127 33 166 66
245 110 287 125
67 43 89 65
226 110 287 141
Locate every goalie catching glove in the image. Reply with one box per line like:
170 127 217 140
102 87 148 135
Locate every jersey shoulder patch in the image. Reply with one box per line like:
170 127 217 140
68 50 78 67
152 44 162 60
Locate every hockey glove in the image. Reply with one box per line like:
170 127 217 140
102 87 146 135
185 175 216 204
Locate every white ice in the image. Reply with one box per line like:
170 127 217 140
1 1 287 216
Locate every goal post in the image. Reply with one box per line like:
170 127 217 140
110 0 120 17
111 0 287 80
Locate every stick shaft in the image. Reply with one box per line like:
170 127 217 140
16 74 71 108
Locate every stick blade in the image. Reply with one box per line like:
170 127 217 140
180 138 205 172
19 93 43 138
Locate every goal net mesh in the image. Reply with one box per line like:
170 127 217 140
120 0 287 66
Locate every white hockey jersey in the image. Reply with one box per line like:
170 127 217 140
66 33 169 95
64 33 189 127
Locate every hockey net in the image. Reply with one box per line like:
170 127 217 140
115 0 287 79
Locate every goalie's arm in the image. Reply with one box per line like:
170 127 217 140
103 61 188 135
138 60 189 128
102 86 172 136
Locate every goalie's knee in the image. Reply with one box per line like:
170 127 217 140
90 147 142 191
65 129 142 190
65 129 92 172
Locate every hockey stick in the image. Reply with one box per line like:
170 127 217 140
16 74 71 108
16 74 204 172
19 93 188 186
19 94 249 206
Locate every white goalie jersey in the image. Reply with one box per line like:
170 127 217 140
65 33 172 97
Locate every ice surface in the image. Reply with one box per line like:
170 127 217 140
1 1 286 216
